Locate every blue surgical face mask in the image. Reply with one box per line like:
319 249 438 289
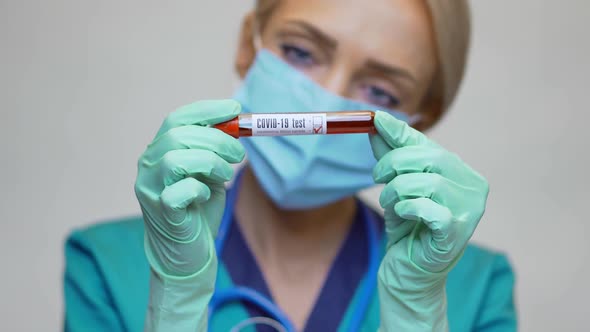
233 50 418 210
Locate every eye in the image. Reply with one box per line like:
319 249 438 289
280 44 315 68
360 84 401 109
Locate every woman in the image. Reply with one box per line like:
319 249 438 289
64 0 517 331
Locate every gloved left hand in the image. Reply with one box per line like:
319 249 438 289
135 100 245 331
370 111 489 331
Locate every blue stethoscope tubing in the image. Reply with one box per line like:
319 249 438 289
209 169 380 332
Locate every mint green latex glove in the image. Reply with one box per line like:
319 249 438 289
370 111 489 331
134 99 245 332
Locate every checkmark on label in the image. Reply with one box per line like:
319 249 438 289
313 125 323 134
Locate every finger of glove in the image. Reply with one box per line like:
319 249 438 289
199 182 227 237
184 181 226 238
145 212 211 277
158 177 210 241
159 149 234 187
373 111 435 149
394 198 457 271
156 99 241 138
381 172 468 211
379 173 453 248
379 179 420 248
394 197 453 249
144 125 245 164
383 208 418 250
373 145 454 184
369 134 393 161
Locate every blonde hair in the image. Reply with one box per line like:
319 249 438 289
254 0 471 110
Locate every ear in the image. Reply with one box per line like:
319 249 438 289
235 12 257 79
413 96 444 132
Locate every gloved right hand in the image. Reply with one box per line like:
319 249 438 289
134 99 245 331
370 111 489 331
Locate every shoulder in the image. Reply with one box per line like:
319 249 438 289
66 215 145 248
64 216 150 332
452 243 514 280
65 215 148 276
65 215 148 275
446 243 516 329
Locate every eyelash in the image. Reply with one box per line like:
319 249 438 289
280 43 401 109
361 84 401 109
280 44 315 68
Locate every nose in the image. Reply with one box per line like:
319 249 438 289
319 66 352 99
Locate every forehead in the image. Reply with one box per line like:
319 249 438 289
266 0 437 80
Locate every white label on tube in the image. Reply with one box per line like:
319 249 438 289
251 113 328 136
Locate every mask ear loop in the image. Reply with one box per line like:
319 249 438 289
252 19 263 51
231 20 263 91
407 114 422 126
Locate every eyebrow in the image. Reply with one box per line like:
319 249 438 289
365 60 418 85
283 20 337 49
283 20 417 85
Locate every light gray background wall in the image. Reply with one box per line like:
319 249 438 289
1 0 588 331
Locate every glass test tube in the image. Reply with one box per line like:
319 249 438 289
214 111 376 138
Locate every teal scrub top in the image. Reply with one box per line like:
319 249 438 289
63 216 517 331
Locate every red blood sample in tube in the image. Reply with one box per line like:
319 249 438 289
214 111 376 138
